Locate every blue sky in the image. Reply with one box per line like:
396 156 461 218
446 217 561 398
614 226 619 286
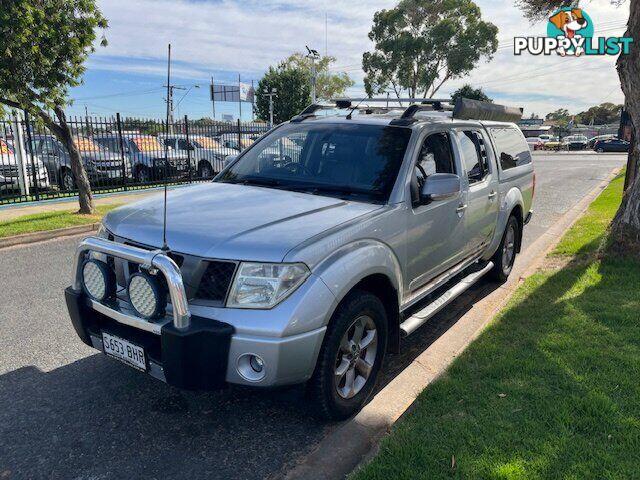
68 0 630 120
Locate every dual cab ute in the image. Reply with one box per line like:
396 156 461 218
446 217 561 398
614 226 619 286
65 98 534 419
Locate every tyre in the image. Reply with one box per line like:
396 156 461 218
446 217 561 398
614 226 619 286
136 165 151 183
60 169 75 191
307 290 388 420
597 147 604 153
198 161 213 178
490 215 519 283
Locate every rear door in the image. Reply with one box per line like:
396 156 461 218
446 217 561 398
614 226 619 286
406 130 466 290
454 129 500 255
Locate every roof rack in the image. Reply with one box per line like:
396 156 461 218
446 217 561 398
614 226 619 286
290 97 522 124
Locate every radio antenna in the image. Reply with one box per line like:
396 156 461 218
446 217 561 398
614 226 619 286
161 43 171 252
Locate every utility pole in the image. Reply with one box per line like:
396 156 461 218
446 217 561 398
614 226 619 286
263 88 277 128
210 77 216 121
306 46 320 103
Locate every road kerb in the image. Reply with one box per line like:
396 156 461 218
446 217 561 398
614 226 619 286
278 167 622 480
0 223 99 249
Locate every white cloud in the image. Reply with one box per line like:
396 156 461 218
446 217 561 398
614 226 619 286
88 0 629 116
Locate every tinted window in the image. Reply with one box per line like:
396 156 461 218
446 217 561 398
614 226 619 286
489 127 531 171
217 123 412 202
459 131 489 183
415 132 455 186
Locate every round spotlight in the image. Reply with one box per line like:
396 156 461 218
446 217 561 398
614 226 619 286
82 259 116 302
127 272 167 319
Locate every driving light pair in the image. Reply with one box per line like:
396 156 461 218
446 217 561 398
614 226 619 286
82 258 166 319
226 262 309 309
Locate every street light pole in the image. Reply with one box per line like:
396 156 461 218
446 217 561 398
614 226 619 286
305 46 320 103
263 88 277 128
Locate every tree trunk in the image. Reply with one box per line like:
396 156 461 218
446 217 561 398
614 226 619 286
611 0 640 254
51 106 95 214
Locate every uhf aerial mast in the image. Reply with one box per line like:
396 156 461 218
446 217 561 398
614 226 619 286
161 44 171 252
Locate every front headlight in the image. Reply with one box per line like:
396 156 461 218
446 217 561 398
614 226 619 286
226 262 310 309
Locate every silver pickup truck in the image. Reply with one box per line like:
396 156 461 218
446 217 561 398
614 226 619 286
65 98 534 419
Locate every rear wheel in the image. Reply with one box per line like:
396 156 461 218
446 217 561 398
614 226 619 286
490 215 519 283
307 290 387 420
198 161 213 178
60 169 75 191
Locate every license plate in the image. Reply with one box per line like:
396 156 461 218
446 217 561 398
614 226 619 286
107 170 121 179
102 332 146 371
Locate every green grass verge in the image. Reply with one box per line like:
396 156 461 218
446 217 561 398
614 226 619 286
0 204 120 238
354 172 640 479
552 171 626 257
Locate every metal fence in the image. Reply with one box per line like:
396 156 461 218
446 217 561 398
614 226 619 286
0 112 270 205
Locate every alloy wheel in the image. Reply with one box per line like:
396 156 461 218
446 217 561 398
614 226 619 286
334 315 378 399
502 223 516 272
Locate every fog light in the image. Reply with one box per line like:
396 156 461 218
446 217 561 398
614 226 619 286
237 354 267 382
250 355 264 373
82 259 115 302
127 272 167 319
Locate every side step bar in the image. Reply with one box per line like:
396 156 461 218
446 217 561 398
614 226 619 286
399 261 494 337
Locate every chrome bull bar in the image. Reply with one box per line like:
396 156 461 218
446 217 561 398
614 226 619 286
72 236 191 330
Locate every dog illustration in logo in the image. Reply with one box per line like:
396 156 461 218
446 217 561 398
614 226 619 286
549 8 588 56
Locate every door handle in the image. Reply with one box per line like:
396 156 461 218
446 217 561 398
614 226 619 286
488 191 497 199
456 204 468 213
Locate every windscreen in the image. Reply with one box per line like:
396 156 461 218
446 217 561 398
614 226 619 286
193 136 221 149
0 139 13 154
132 136 163 152
216 122 412 202
74 137 102 153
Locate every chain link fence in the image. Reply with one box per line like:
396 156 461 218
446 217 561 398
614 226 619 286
0 112 269 205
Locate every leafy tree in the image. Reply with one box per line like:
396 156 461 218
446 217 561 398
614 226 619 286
517 0 640 253
574 103 622 125
451 84 492 103
255 64 310 125
362 0 498 99
546 108 570 122
283 53 354 100
0 0 107 214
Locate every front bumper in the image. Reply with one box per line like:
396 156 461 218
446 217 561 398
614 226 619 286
66 237 327 389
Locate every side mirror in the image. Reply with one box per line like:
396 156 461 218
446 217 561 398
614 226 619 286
420 173 461 203
224 155 238 167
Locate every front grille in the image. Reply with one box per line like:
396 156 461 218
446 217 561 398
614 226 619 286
195 261 236 302
0 165 18 177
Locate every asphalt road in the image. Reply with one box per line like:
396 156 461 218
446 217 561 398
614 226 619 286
0 152 625 480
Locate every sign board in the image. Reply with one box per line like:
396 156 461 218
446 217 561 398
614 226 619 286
222 114 234 121
518 118 544 126
211 83 255 103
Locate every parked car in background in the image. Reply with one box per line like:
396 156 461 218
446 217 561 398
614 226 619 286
587 134 617 149
217 133 255 151
593 138 630 153
67 100 534 420
561 135 588 151
526 137 544 151
0 138 50 193
538 134 555 143
543 138 565 151
159 135 236 178
31 134 131 191
93 135 189 183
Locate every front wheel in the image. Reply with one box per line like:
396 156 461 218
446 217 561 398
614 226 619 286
198 161 213 178
60 169 76 191
490 215 519 283
307 290 388 420
596 147 604 153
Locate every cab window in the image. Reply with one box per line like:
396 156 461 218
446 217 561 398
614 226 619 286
459 130 488 184
412 132 455 204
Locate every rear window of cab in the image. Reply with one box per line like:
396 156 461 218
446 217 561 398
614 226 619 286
488 127 532 171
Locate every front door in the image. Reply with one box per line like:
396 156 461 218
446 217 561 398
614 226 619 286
406 131 466 292
454 129 500 255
